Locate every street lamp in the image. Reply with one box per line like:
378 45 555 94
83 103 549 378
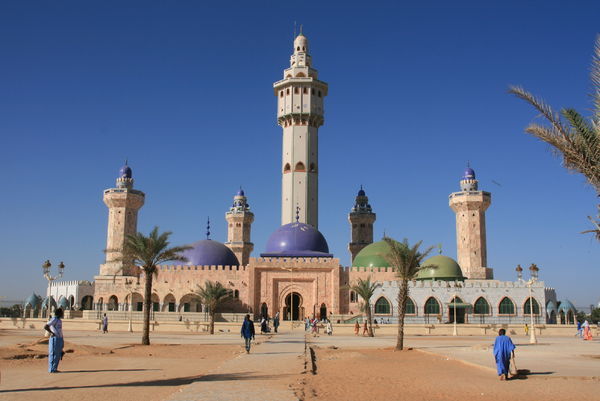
124 275 140 333
42 260 65 282
453 294 458 336
526 263 539 344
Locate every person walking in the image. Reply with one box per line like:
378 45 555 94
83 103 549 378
524 323 528 336
493 328 516 381
260 315 268 334
576 321 583 338
582 320 593 341
44 308 64 373
102 313 109 334
362 320 368 336
354 321 360 336
240 314 255 353
326 319 333 336
273 312 280 333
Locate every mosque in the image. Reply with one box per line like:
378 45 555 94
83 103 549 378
26 33 577 326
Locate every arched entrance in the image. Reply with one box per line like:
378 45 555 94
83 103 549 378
319 303 327 321
260 302 269 319
448 297 467 324
284 292 303 321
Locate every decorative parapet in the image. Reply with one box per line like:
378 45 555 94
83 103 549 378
157 265 247 272
249 257 340 267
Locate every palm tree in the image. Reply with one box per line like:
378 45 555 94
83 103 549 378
195 280 231 334
509 35 600 239
349 277 378 337
123 227 191 345
383 237 434 350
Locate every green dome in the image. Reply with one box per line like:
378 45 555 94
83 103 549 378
417 255 464 281
352 240 398 268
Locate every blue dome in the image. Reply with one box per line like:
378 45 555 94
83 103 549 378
42 296 57 309
119 164 132 179
58 297 69 310
236 188 245 196
24 293 41 308
463 167 476 180
261 222 332 258
182 240 239 266
546 300 557 311
358 188 366 197
558 299 576 312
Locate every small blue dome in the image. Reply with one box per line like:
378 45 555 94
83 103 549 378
58 297 69 310
463 167 475 180
24 293 41 308
261 222 332 258
182 240 240 266
236 188 245 196
119 164 132 179
358 188 366 197
42 296 57 309
546 300 557 311
558 299 576 312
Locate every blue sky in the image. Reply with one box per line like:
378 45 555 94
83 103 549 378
1 1 598 307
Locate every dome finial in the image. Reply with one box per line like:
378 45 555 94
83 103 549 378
206 217 211 240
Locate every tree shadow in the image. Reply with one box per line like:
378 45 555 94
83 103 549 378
0 371 292 393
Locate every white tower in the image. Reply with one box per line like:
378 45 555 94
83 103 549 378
274 32 328 228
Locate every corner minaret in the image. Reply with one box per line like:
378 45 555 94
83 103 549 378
100 163 145 276
449 166 493 279
348 186 376 262
225 188 254 265
274 31 328 228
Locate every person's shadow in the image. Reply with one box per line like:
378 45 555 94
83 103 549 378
512 369 554 380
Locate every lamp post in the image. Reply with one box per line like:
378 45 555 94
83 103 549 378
526 263 539 344
281 266 294 330
124 276 140 333
42 260 65 282
453 294 458 336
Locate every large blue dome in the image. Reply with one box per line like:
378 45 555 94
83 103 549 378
182 240 239 266
261 222 332 258
462 167 475 180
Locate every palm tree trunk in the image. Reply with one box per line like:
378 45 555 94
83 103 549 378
142 269 153 345
210 310 215 335
366 302 374 337
396 278 409 350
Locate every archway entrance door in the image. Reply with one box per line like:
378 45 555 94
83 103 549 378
284 292 303 321
448 297 467 324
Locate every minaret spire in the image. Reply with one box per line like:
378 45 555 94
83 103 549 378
274 30 328 228
348 186 376 263
225 188 254 265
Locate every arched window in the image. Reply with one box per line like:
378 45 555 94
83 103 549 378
280 91 284 97
283 163 291 173
523 297 540 315
295 162 306 172
294 87 299 94
350 291 357 303
498 297 515 315
405 298 416 314
286 88 290 94
296 46 300 51
108 295 118 311
374 297 391 314
474 297 490 314
296 72 306 77
234 289 239 299
424 297 440 315
303 87 308 94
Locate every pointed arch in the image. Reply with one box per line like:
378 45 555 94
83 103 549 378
473 297 490 315
498 297 515 315
523 297 540 315
283 163 291 173
296 72 306 77
405 297 416 315
374 297 391 314
294 162 306 172
424 297 440 315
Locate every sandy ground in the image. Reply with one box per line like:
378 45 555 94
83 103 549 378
0 333 241 401
296 346 599 401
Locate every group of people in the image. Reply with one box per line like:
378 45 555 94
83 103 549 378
353 320 370 336
304 317 333 336
576 320 594 340
259 312 281 334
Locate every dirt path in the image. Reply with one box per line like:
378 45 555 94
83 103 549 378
298 346 599 401
0 339 240 401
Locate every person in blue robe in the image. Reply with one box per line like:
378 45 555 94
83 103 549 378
493 328 516 380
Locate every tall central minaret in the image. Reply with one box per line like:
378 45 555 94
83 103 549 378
274 32 328 228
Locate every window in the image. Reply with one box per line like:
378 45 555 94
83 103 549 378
524 297 540 315
350 291 357 303
375 297 391 314
297 46 300 51
405 298 416 314
295 162 306 172
280 91 283 97
294 87 299 94
425 297 440 314
283 163 291 173
499 297 515 315
474 297 490 314
297 72 306 78
318 91 322 97
309 163 316 172
303 87 308 94
286 88 290 95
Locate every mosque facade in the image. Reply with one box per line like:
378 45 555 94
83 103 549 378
33 33 577 326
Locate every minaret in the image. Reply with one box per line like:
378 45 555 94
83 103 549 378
100 163 145 276
449 166 493 279
225 188 254 265
274 31 328 228
348 186 376 262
